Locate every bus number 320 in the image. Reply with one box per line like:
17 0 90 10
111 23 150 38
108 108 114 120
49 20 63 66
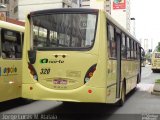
40 68 50 75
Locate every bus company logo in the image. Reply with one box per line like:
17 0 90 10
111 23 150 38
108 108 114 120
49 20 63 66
3 67 17 74
40 58 64 64
40 58 48 64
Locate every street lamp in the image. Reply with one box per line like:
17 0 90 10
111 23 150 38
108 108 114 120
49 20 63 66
130 17 136 36
130 17 135 20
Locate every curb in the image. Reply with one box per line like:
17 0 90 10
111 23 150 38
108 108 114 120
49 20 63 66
151 91 160 96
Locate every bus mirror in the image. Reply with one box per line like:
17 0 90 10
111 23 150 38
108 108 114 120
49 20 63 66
28 50 36 64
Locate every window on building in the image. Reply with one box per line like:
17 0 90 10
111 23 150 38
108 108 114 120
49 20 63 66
72 0 78 4
63 3 70 8
14 6 18 13
4 0 9 4
6 11 9 17
1 29 22 59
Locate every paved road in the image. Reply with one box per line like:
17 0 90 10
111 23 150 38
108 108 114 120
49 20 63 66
1 65 160 120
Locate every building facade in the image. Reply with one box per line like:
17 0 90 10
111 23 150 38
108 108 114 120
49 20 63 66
80 0 131 33
18 0 80 21
0 0 79 21
81 0 111 14
0 0 24 26
111 0 131 32
0 0 133 33
80 0 90 8
0 0 18 19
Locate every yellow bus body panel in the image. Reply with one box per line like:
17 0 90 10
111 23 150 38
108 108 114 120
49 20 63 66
22 83 106 103
22 10 108 103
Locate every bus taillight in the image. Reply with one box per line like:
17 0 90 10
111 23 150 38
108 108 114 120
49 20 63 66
28 63 38 81
84 64 97 84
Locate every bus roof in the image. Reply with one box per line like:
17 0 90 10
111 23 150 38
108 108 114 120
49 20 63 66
0 20 24 32
30 8 99 16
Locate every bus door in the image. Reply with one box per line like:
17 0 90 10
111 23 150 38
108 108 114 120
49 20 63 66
115 29 121 98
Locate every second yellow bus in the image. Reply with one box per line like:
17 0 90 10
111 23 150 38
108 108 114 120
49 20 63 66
152 52 160 72
0 21 24 102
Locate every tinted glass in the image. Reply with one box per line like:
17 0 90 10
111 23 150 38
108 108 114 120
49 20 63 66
31 13 98 50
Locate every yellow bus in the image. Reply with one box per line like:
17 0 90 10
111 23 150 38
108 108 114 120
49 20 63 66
0 21 24 102
152 52 160 72
22 8 142 105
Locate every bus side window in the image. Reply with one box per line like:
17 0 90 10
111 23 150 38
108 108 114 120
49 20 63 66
126 37 130 59
137 44 140 60
1 29 10 58
130 39 134 59
15 32 22 58
121 33 127 59
1 29 22 59
22 33 24 46
107 22 116 58
134 42 137 59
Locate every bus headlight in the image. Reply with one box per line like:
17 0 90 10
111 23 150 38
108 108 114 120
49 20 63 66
84 64 97 84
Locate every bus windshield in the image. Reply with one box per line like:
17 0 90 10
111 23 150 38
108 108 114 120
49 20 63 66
31 12 98 50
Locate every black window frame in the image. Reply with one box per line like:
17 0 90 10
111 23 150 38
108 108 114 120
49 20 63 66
107 21 117 59
126 36 131 59
1 28 23 59
121 33 127 59
30 9 99 51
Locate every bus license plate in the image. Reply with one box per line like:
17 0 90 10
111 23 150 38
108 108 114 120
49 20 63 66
53 79 67 85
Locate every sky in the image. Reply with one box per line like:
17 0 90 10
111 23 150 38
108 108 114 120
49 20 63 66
131 0 160 50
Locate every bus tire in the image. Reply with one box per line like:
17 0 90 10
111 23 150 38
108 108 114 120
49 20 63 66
118 81 126 106
152 69 156 73
19 98 34 104
62 101 74 105
137 74 140 84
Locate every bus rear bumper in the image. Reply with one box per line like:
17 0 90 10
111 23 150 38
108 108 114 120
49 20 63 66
22 83 106 103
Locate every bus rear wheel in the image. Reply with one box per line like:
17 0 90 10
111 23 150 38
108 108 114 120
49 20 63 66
152 69 156 73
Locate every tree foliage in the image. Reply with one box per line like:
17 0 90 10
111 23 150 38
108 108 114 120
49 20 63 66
156 42 160 52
